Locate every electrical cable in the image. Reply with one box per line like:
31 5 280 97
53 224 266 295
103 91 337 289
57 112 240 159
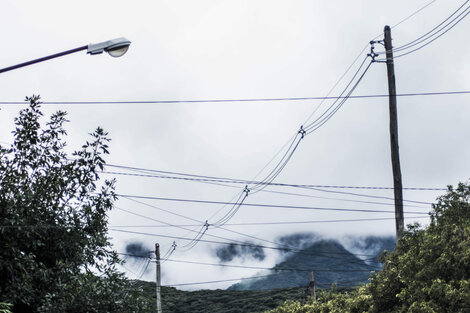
393 0 469 52
162 274 276 287
394 9 470 58
303 57 370 133
117 194 430 214
115 206 257 250
387 0 438 31
111 228 389 261
122 258 151 299
375 1 470 60
160 54 374 234
102 168 438 206
163 275 368 288
160 275 369 288
107 215 428 229
2 91 470 106
114 208 382 262
112 206 385 260
115 193 428 257
151 258 375 273
102 166 447 191
305 61 373 134
102 169 435 208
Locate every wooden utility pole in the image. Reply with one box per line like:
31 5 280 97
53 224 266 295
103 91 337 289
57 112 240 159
155 243 162 313
308 272 316 301
384 25 404 239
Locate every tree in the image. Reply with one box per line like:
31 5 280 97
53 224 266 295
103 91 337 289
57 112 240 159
0 96 151 312
367 181 470 313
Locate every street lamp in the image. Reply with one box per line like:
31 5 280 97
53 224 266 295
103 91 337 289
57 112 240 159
0 37 131 74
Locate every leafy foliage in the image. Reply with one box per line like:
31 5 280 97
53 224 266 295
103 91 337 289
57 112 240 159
266 286 371 313
0 96 151 312
0 303 12 313
266 181 470 313
367 181 470 313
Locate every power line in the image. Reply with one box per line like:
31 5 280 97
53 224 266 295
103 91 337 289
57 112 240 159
0 215 429 229
102 166 447 191
165 54 374 241
375 1 470 60
304 187 431 205
120 255 379 287
394 0 469 53
153 258 375 273
102 53 418 246
117 194 430 214
117 194 428 260
111 229 383 260
387 0 438 30
103 164 440 207
1 91 469 105
161 274 368 288
304 58 372 134
102 166 437 206
114 206 255 250
161 274 276 287
115 199 412 264
107 215 429 228
118 194 399 262
394 8 469 58
101 164 447 191
116 199 383 259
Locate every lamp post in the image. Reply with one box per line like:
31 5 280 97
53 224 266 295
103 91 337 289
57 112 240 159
0 37 131 74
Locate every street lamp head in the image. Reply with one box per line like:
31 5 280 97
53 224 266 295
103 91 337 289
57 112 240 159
87 37 131 57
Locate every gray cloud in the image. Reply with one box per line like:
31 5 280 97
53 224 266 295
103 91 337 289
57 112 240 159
277 232 321 251
125 241 151 259
215 243 265 262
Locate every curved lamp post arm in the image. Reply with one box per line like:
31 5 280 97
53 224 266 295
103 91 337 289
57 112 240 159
0 37 131 74
0 45 88 74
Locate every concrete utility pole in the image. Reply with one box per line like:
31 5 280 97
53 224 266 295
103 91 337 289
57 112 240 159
308 272 316 301
155 243 162 313
384 25 404 239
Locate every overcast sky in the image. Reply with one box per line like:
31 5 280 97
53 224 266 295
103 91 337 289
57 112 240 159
1 0 469 289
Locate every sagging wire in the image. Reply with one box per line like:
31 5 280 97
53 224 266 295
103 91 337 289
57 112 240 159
161 241 177 264
164 51 375 249
393 0 469 53
304 57 373 134
212 185 250 226
375 1 470 60
179 221 210 251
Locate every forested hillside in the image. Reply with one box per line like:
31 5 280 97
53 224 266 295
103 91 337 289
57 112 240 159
136 281 307 313
229 235 394 290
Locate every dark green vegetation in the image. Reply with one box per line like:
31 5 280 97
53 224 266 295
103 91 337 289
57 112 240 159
267 181 470 312
0 97 152 312
229 235 394 291
136 280 308 313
